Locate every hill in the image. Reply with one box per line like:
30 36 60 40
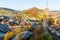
0 7 19 16
17 7 60 19
17 7 44 20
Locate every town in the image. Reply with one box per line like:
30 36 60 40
0 0 60 40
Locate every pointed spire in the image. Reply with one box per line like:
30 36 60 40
44 0 49 18
45 0 49 11
46 0 48 8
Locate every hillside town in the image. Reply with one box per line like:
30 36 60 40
0 6 60 40
0 0 60 40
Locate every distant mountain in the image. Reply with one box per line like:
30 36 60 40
17 7 45 20
0 7 15 11
49 10 60 14
19 7 60 14
0 7 19 14
17 7 60 19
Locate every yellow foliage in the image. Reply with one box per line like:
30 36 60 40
4 28 22 40
23 25 31 31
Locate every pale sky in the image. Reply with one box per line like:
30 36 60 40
0 0 60 10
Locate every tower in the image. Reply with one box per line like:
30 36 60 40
46 0 48 9
44 0 49 18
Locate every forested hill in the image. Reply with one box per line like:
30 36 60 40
0 7 19 14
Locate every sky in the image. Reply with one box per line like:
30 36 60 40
0 0 60 11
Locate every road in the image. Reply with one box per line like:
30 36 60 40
42 19 60 40
47 27 60 40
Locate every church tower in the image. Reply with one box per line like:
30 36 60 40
44 0 49 18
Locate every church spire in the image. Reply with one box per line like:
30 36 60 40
46 0 48 8
44 0 49 18
45 0 49 11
